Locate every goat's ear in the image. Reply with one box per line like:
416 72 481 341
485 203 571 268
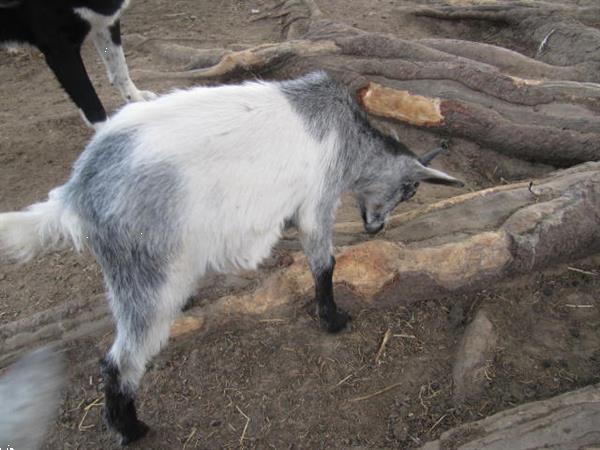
416 165 465 187
419 147 444 166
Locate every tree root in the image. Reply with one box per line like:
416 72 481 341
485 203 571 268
3 163 599 365
132 0 599 168
411 2 600 66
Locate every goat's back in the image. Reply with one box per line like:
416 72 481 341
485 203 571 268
65 79 339 273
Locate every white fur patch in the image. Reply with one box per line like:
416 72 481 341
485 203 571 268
1 40 33 52
73 0 130 30
97 81 336 277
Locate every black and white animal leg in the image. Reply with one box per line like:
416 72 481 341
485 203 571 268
42 44 107 128
93 21 156 103
300 231 349 333
100 253 197 446
101 303 173 445
101 357 149 446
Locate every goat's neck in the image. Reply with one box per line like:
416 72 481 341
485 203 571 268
343 129 391 192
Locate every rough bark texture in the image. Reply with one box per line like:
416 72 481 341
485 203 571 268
3 162 599 368
411 2 600 68
132 0 600 167
2 1 600 447
419 383 600 450
452 309 497 402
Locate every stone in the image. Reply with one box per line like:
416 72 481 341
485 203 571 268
452 309 497 402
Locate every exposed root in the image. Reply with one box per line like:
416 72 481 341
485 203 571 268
135 40 340 81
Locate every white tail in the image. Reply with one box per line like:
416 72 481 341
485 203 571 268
0 188 83 261
0 347 64 450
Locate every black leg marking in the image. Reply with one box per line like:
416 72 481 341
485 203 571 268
315 257 349 333
42 44 106 125
100 359 149 446
109 20 122 46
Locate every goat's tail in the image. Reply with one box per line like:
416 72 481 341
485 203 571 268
0 347 64 450
0 188 83 262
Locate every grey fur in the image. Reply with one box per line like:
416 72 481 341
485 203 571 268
280 71 455 235
0 72 463 445
63 132 184 344
0 347 63 450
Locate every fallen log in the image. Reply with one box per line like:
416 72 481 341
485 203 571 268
2 162 599 366
419 383 600 450
132 0 600 168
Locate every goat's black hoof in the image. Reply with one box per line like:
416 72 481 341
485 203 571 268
321 309 350 333
119 420 150 446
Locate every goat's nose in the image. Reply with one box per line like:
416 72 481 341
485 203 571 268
365 222 384 235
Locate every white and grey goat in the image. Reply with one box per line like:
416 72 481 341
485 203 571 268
0 71 463 445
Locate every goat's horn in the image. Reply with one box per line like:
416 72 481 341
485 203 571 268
419 147 444 166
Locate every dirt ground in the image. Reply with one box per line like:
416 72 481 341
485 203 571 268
1 0 599 449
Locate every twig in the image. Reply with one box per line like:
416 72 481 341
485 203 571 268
236 405 250 448
67 398 86 413
393 334 416 339
564 304 594 308
183 427 197 449
428 413 448 434
567 266 598 276
375 328 392 364
537 28 556 57
418 385 428 413
78 396 104 431
349 381 403 402
335 373 353 387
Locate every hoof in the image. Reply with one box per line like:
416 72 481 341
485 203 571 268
119 420 150 446
320 308 350 333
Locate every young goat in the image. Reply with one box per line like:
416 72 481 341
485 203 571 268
0 71 463 445
0 0 154 128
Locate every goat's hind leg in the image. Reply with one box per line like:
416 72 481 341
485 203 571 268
101 279 190 445
101 354 150 446
101 305 170 445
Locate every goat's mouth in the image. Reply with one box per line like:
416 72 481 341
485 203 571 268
364 222 384 235
360 206 385 235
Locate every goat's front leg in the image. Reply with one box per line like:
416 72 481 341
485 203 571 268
92 20 156 103
300 231 349 333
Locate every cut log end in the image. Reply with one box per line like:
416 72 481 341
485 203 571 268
357 82 444 127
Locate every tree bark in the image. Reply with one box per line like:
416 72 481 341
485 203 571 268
133 0 600 168
411 2 600 67
419 382 600 450
3 162 600 368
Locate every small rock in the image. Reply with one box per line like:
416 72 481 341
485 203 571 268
452 309 497 402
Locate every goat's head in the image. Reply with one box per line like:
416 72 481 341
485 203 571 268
354 140 464 235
